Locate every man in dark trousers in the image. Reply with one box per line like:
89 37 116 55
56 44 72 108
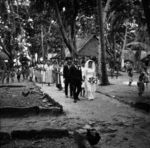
63 57 73 98
70 60 82 103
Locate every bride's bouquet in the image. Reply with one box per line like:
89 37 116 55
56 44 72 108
88 77 97 84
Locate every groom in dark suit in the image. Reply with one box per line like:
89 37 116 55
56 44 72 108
63 58 73 98
70 59 82 103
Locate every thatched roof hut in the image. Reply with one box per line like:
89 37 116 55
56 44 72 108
0 51 9 60
77 35 99 57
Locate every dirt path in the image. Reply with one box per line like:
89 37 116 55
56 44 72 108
37 83 149 121
1 75 150 148
35 83 150 148
97 73 150 109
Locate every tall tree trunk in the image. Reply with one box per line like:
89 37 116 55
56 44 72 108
97 0 109 85
97 0 112 79
142 0 150 37
70 19 77 58
112 33 116 59
41 25 44 60
71 0 78 57
103 0 112 23
7 0 15 68
53 0 77 57
121 25 127 68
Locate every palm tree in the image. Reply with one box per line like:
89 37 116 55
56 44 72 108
97 0 109 85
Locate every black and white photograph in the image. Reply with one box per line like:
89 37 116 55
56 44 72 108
0 0 150 147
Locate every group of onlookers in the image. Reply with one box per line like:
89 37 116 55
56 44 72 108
0 68 22 84
0 57 149 98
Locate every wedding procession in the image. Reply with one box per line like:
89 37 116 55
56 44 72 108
32 57 98 103
0 0 150 147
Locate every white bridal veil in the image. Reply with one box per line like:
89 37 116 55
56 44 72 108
84 60 96 71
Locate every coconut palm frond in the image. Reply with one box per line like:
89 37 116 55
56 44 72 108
126 41 150 51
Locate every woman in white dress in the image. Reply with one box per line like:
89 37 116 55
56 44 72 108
60 63 64 89
81 62 85 97
84 60 97 100
37 64 42 83
45 62 53 86
41 63 46 83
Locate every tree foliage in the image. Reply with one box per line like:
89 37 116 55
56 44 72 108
0 0 149 63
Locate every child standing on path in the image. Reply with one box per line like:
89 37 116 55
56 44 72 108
137 72 145 96
127 63 133 86
144 71 149 88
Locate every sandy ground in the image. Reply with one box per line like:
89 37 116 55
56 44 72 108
97 72 150 106
35 73 150 148
0 73 150 148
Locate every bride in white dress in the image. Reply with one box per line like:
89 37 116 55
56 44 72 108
84 60 97 100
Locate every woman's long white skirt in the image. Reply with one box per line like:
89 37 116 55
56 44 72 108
45 70 53 84
41 71 46 83
60 74 64 88
85 81 96 100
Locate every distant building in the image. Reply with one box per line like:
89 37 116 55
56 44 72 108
64 35 99 58
77 35 99 57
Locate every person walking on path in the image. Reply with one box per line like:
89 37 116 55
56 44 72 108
70 60 82 103
60 61 65 89
127 63 133 86
143 70 149 88
29 66 34 82
45 61 53 86
63 58 73 98
41 62 46 84
84 60 97 100
137 72 145 96
56 62 63 90
10 69 15 83
81 61 86 97
109 58 115 78
52 61 57 84
37 63 42 83
17 68 21 82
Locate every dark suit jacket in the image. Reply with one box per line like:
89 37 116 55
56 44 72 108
70 64 82 83
63 64 71 80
